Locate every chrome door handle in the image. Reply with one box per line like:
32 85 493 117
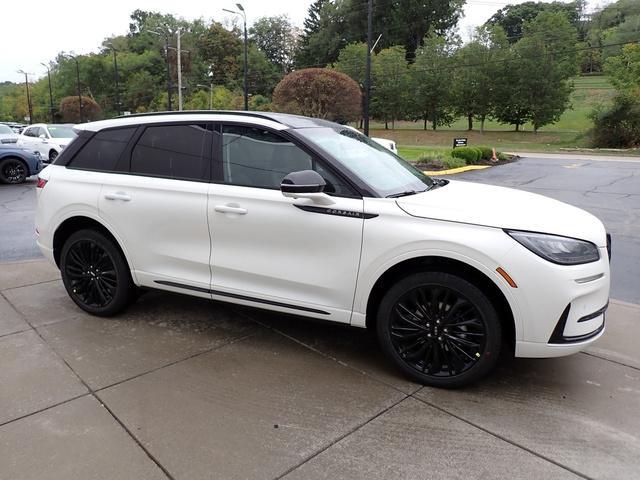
104 192 131 201
214 205 247 215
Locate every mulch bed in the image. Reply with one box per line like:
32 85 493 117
414 155 518 171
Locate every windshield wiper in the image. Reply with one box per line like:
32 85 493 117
386 190 419 198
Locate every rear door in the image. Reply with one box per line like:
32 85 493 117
96 123 214 294
207 124 364 322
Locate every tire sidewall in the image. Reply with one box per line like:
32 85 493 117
60 229 134 316
376 271 502 388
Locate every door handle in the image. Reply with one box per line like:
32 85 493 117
104 192 131 202
214 205 247 215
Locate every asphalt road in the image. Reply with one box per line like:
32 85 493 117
1 154 638 302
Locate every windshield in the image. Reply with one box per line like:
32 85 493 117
48 125 76 139
0 125 14 134
297 126 433 197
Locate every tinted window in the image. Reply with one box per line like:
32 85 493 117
70 127 135 171
23 127 36 137
131 124 211 182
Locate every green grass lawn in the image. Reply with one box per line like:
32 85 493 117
366 75 626 154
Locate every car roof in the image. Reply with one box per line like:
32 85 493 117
73 111 342 133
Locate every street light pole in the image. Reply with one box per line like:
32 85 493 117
67 54 83 123
107 44 121 115
17 70 34 124
40 63 55 123
223 4 248 110
177 29 183 111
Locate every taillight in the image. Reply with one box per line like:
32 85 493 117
36 177 48 189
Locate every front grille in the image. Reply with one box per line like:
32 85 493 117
1 138 17 144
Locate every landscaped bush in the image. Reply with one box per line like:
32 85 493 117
443 157 466 169
451 146 482 164
590 95 640 148
477 146 495 160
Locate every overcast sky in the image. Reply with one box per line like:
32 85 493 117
1 0 612 83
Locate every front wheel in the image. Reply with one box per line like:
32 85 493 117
377 271 501 388
49 150 58 162
60 229 137 316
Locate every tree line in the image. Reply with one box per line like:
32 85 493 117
0 0 637 141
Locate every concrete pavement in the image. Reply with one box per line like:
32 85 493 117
1 259 639 480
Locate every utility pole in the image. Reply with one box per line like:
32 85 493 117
17 70 34 124
177 29 183 111
107 44 121 115
40 63 55 123
363 0 373 136
150 30 173 111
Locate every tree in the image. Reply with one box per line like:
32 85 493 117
371 46 411 129
250 15 298 73
273 68 361 122
244 44 283 97
451 27 508 131
409 37 455 130
333 42 368 86
295 0 331 67
605 43 640 94
493 11 579 131
59 96 102 123
486 1 585 43
198 22 243 88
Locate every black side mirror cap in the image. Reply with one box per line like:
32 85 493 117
281 170 326 194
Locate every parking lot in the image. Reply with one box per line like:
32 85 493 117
1 154 639 479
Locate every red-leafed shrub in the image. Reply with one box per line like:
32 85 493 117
273 68 361 122
59 96 102 123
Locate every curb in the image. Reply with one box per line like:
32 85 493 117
424 165 491 176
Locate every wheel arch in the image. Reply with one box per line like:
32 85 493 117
364 255 516 354
0 155 29 175
53 216 135 277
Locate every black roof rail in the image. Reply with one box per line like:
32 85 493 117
116 110 285 125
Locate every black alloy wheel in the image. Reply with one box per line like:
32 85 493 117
0 158 27 184
60 229 136 316
49 150 58 162
377 272 501 388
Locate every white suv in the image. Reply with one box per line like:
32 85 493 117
17 123 77 162
35 112 610 388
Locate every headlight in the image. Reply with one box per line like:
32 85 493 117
505 230 600 265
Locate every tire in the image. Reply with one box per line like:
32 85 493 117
49 150 58 162
60 229 137 316
0 158 28 184
376 271 501 388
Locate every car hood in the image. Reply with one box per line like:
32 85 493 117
396 179 607 246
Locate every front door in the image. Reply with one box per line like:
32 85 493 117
208 124 364 323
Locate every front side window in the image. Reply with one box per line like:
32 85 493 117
131 124 212 182
70 127 136 171
298 127 434 198
221 125 354 196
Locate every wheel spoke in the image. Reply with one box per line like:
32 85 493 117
65 240 118 308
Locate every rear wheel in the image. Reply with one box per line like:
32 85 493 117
60 229 137 316
0 158 27 184
376 271 501 388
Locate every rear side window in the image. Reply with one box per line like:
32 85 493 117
131 124 211 182
70 127 136 171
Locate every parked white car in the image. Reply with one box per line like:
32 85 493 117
371 137 397 153
17 123 77 162
0 124 19 144
35 112 610 388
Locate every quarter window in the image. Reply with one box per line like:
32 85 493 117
221 125 353 195
131 124 211 182
70 127 136 171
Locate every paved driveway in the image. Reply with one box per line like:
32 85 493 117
1 155 639 479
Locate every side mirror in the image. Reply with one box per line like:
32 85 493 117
281 170 335 205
